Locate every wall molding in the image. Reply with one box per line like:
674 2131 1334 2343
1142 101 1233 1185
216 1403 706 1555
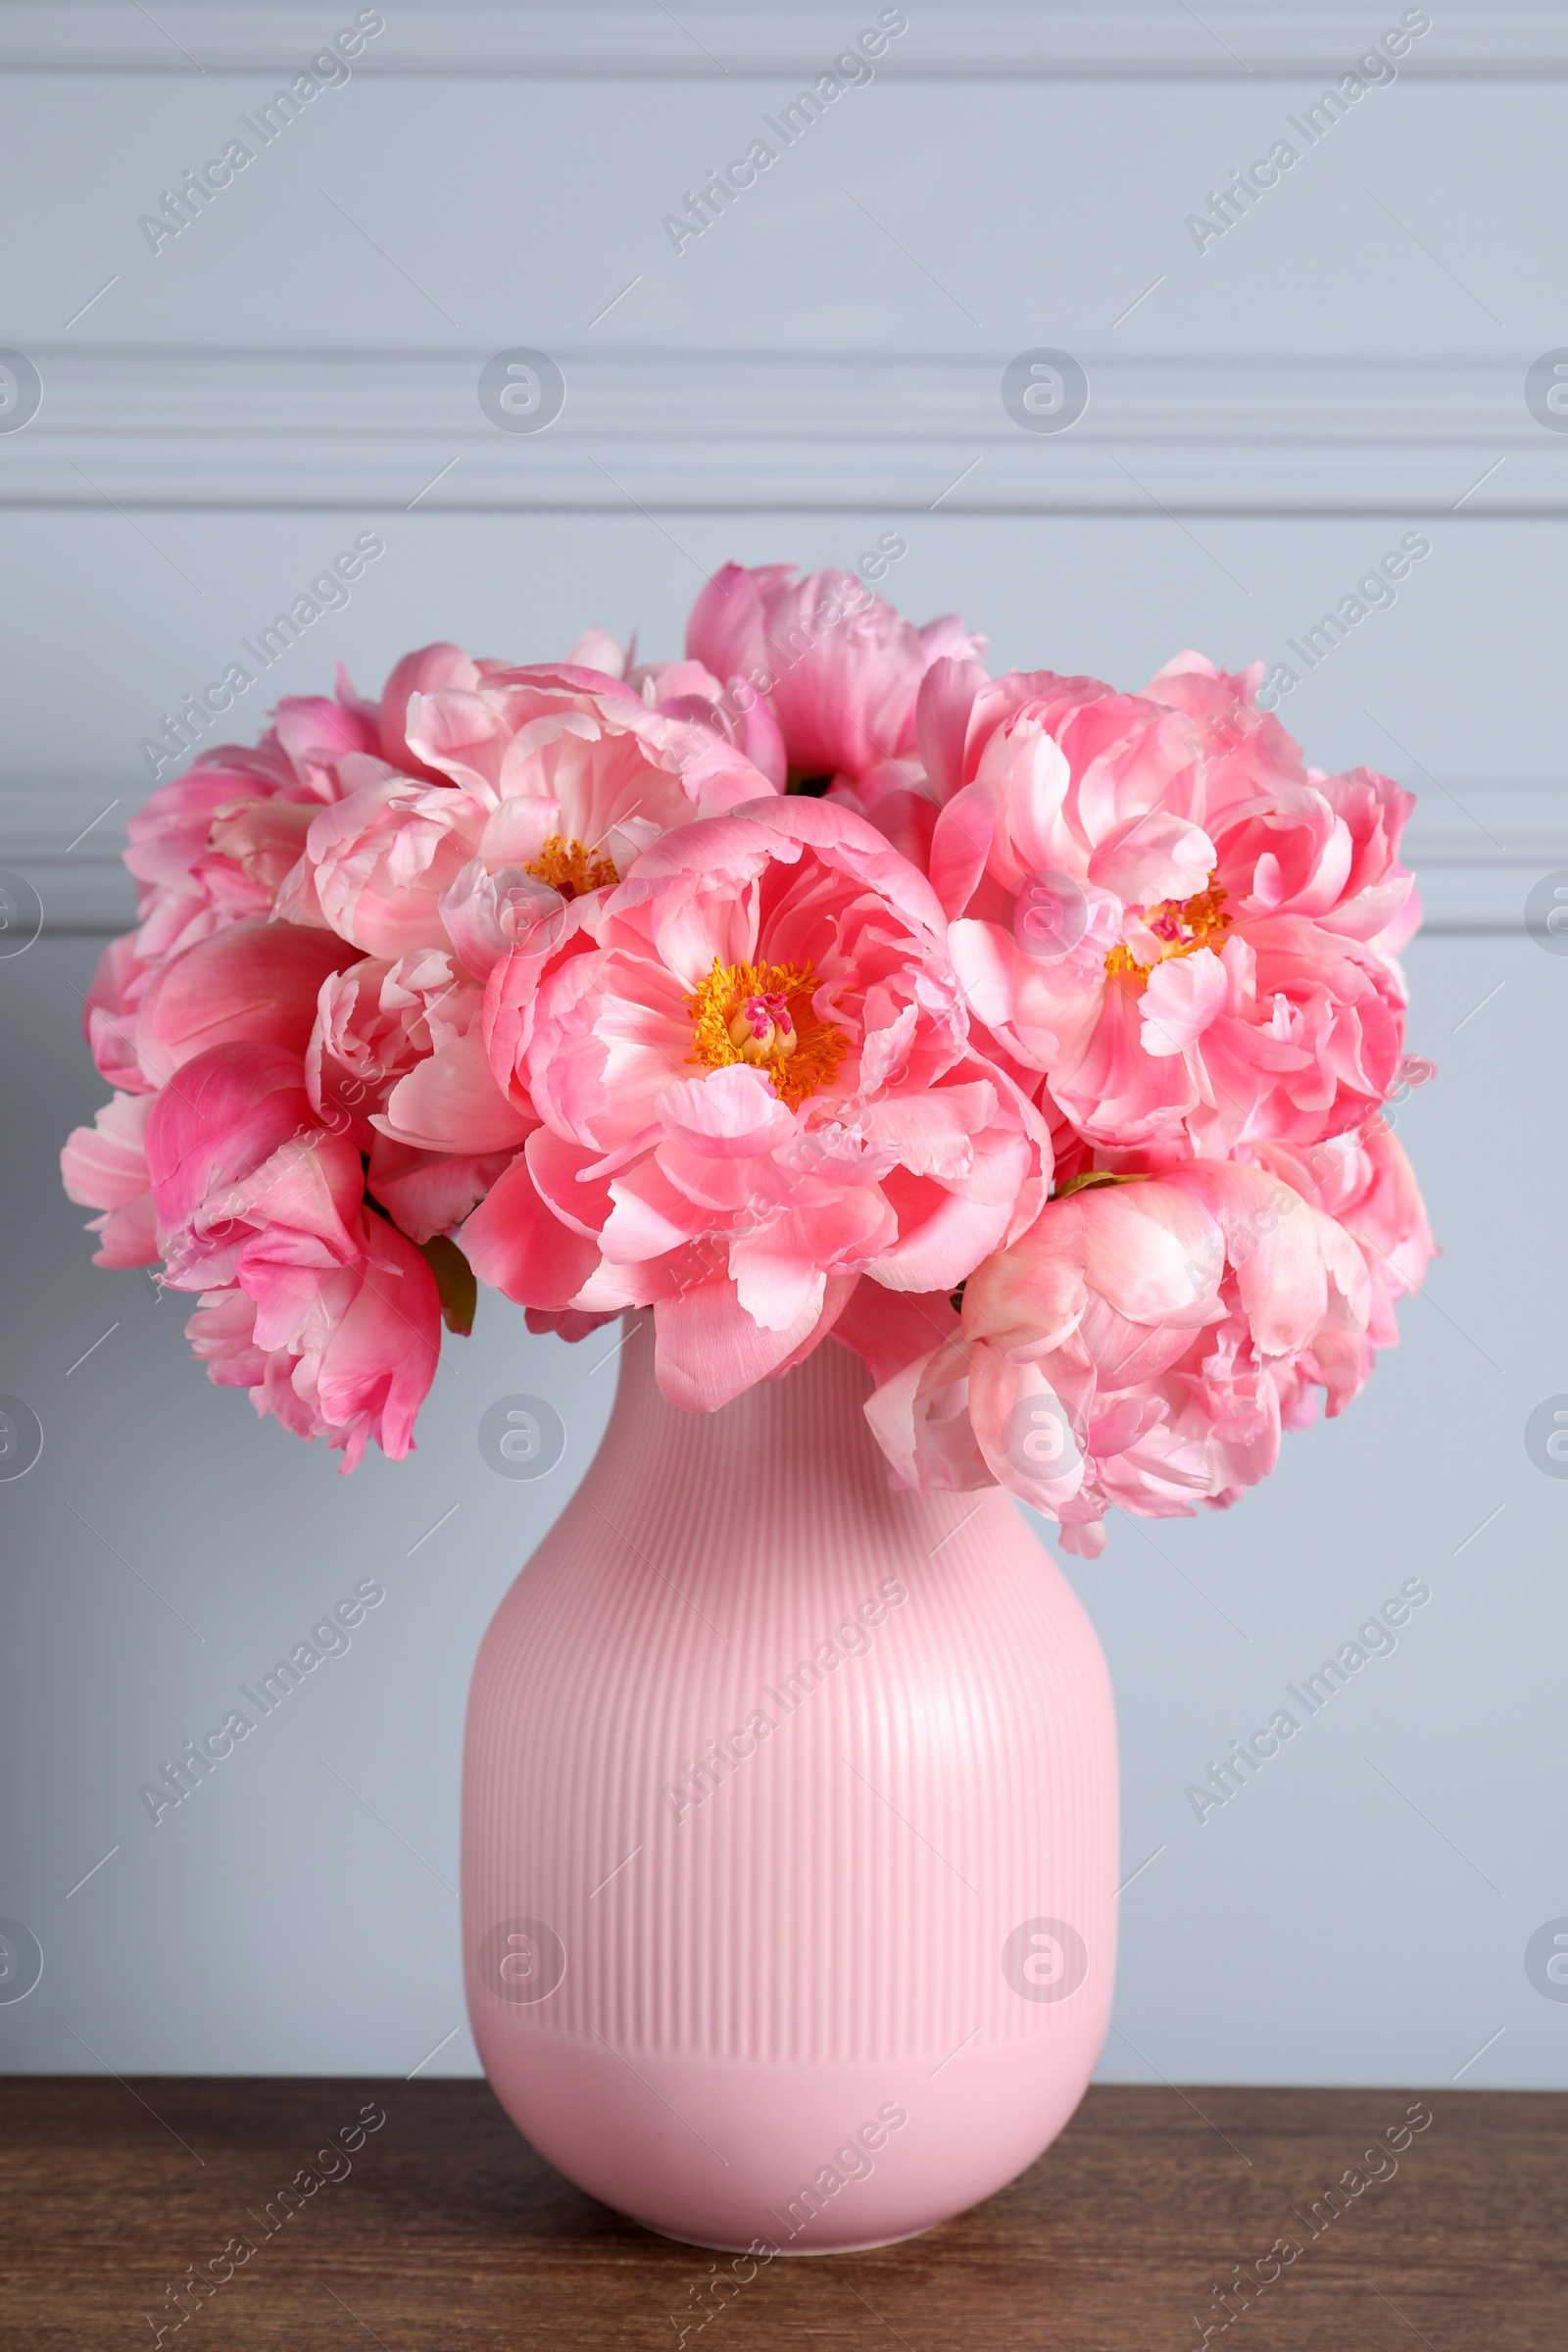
2 4 1564 80
2 350 1562 517
4 776 1562 938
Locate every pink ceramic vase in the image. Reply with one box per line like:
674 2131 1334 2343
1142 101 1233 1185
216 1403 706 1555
462 1313 1118 2251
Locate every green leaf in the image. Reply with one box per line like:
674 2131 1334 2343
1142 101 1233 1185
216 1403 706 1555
418 1235 477 1337
1052 1170 1153 1200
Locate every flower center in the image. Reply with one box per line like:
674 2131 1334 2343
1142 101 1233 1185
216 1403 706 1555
524 833 617 901
1105 874 1231 983
687 958 847 1110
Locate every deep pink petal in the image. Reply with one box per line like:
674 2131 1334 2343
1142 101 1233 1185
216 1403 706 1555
460 1149 603 1307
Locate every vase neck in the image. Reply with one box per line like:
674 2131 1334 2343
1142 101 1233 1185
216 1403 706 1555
593 1311 886 1496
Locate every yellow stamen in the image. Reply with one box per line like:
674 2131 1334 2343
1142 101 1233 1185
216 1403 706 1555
524 833 617 901
687 957 846 1111
1105 873 1231 986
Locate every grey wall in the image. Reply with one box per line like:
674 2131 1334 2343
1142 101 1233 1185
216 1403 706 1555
1 2 1564 2091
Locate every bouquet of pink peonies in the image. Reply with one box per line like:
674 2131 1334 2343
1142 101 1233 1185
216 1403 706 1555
63 564 1434 1552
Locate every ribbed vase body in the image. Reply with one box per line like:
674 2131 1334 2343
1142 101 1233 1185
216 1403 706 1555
462 1317 1118 2250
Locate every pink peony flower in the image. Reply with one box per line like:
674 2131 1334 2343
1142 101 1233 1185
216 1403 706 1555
61 612 1432 1506
462 797 1049 1409
922 660 1414 1161
307 947 531 1160
122 689 378 978
564 627 787 790
863 1159 1380 1556
278 662 775 969
143 1043 366 1292
184 1209 439 1472
65 1039 443 1469
83 651 484 1094
82 935 156 1098
685 564 987 784
146 1044 441 1467
1240 1111 1436 1389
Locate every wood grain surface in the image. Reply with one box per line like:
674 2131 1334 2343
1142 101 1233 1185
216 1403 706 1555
1 2078 1561 2350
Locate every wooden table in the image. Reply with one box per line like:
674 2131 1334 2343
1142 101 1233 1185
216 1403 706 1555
2 2077 1561 2348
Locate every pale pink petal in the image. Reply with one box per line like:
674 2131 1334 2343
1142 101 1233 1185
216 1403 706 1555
373 1027 537 1154
61 1092 153 1210
968 1342 1087 1510
565 625 629 678
1139 947 1229 1055
861 1335 993 1493
379 642 482 775
1087 809 1215 906
654 1273 847 1410
731 1189 893 1331
656 1063 795 1158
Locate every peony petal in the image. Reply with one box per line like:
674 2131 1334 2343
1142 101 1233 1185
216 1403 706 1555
313 1211 441 1460
928 782 998 918
1139 947 1229 1056
367 1136 518 1245
656 1063 795 1158
654 1270 848 1410
831 1280 960 1390
134 921 362 1088
373 1027 537 1154
460 1148 602 1307
915 657 989 806
1088 809 1215 906
61 1091 153 1211
968 1342 1087 1511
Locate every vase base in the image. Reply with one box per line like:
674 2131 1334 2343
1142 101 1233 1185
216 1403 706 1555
640 2220 937 2257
